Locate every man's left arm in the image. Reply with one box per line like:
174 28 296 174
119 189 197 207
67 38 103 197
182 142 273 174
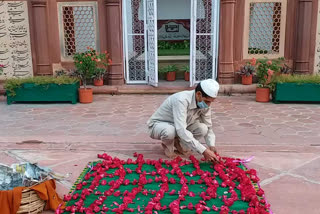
200 108 216 151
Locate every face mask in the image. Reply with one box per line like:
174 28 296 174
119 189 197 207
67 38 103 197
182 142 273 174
197 101 209 109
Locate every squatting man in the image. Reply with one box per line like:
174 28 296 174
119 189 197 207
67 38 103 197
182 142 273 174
147 79 219 162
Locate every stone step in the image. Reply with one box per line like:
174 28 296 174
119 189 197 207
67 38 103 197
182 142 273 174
0 83 256 95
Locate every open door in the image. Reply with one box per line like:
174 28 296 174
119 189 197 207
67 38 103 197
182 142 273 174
190 0 220 87
123 0 147 84
123 0 158 86
146 0 158 87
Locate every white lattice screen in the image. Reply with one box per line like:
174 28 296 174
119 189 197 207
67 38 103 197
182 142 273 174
243 0 287 59
58 2 99 60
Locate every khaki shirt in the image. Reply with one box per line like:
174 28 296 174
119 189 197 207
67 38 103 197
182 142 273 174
147 90 216 154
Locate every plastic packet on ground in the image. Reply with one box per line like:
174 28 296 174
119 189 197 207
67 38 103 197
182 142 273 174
0 164 23 190
0 162 51 190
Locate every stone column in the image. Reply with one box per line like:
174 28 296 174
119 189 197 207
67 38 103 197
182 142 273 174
219 0 236 84
295 0 314 73
104 0 124 85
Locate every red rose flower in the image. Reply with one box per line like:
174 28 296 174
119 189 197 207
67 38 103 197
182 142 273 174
257 188 264 196
72 193 79 200
93 206 100 213
169 189 176 195
189 191 195 197
113 190 121 197
76 183 83 190
188 202 193 210
142 189 148 196
124 179 130 185
212 205 218 211
220 205 229 214
169 178 176 184
63 194 72 201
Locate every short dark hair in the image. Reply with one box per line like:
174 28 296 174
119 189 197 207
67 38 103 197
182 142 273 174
195 83 209 97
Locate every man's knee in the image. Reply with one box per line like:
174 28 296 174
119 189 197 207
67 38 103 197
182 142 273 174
161 127 176 140
150 123 176 140
195 123 208 137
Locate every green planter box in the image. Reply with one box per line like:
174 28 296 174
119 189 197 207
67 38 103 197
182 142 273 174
7 82 79 105
273 83 320 103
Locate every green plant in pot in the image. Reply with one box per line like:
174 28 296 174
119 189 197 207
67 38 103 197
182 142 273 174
92 68 107 86
73 47 111 103
256 57 284 102
279 64 292 76
237 59 255 85
182 65 190 81
68 69 83 85
159 65 178 81
54 69 67 77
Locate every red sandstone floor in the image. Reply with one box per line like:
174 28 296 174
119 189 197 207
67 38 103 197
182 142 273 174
1 94 319 214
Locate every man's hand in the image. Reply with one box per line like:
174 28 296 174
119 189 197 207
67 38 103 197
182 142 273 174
203 148 219 163
209 146 217 154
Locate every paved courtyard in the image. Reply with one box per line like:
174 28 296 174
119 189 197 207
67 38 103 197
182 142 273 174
0 94 320 214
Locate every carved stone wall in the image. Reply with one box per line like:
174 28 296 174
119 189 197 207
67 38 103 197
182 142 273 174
0 1 33 80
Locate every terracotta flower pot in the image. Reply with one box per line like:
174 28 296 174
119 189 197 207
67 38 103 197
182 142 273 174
241 75 253 85
184 72 190 81
256 87 270 102
93 78 104 86
79 88 93 103
166 71 176 81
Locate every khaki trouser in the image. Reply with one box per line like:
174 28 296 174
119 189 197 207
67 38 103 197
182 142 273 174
148 121 208 154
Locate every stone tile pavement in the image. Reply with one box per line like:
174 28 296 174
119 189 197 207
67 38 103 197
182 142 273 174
0 94 320 214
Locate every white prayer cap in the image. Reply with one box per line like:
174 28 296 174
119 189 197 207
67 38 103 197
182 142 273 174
200 79 220 98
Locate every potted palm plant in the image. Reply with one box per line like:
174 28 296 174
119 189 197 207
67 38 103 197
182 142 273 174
237 59 255 85
279 64 292 76
159 65 178 81
73 47 111 103
92 68 107 86
182 65 190 81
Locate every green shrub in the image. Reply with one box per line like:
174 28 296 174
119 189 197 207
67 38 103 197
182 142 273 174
273 74 320 84
159 65 178 73
158 40 190 50
4 76 79 96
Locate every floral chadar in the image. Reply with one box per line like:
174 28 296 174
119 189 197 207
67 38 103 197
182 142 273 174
60 153 271 214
